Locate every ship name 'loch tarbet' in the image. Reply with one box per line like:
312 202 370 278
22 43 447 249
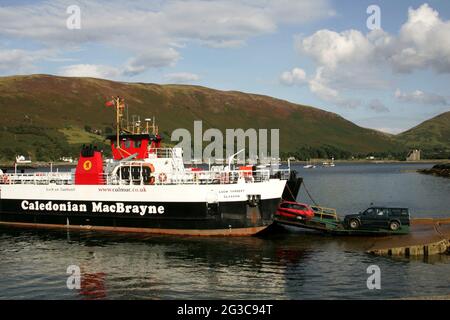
0 96 293 236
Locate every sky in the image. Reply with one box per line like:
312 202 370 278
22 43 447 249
1 0 450 134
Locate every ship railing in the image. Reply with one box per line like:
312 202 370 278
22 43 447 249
0 168 290 186
100 168 290 186
0 172 73 185
311 206 339 221
147 148 180 159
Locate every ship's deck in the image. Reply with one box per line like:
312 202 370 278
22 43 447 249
0 168 290 186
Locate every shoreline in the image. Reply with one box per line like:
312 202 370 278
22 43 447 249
0 161 75 170
285 159 447 165
418 163 450 178
0 159 448 170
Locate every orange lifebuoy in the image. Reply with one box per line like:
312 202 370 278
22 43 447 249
158 173 167 183
220 172 229 184
1 175 10 184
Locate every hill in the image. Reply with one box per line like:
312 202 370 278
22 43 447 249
0 74 402 161
396 112 450 155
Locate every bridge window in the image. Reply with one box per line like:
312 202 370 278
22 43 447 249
135 140 142 148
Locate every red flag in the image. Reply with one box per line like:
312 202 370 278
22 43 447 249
105 100 114 107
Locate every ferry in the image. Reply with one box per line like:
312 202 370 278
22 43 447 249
0 97 296 236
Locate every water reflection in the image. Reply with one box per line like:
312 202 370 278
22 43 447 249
1 225 449 299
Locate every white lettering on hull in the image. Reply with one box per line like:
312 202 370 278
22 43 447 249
91 202 165 216
20 200 165 216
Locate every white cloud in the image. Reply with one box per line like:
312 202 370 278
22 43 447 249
279 68 306 86
391 4 450 73
123 48 180 76
279 66 360 108
298 29 375 70
288 4 450 109
368 99 389 113
265 0 335 25
163 72 200 83
375 127 403 134
59 64 121 79
0 49 36 74
293 29 390 107
0 48 56 74
298 4 450 74
0 0 332 76
308 67 360 108
394 89 449 106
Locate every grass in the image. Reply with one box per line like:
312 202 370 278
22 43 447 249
59 127 105 144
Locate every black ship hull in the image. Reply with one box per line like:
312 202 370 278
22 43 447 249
0 198 280 236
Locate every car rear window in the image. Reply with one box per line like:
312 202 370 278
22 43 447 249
390 208 409 216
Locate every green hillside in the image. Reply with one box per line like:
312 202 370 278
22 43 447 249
0 74 403 161
396 111 450 150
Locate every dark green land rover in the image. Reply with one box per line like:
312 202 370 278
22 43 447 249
344 207 410 232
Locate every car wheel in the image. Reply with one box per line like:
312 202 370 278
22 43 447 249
389 221 400 231
349 219 360 230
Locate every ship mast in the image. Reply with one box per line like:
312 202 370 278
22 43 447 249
112 96 132 157
108 96 158 158
114 96 122 149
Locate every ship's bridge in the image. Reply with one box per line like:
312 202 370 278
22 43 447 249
107 133 162 161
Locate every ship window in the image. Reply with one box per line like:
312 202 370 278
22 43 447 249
135 140 142 148
119 167 130 180
125 140 131 148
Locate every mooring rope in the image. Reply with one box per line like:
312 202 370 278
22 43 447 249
302 181 318 206
284 179 318 206
285 184 297 202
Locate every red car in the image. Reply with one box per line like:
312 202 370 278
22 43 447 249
276 201 315 220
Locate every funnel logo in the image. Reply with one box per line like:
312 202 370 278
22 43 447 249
83 160 92 171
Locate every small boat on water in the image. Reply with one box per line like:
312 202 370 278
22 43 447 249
322 157 335 167
0 96 298 236
303 159 316 169
15 155 32 164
